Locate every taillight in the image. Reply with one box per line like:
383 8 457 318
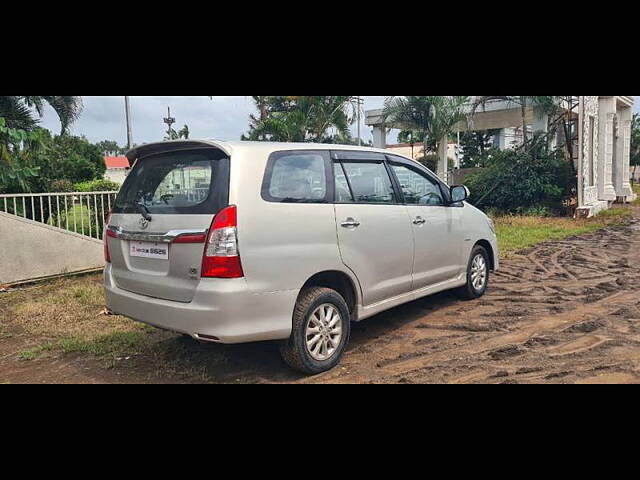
104 211 113 263
201 205 243 278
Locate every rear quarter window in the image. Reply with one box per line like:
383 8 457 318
261 150 331 203
113 148 229 215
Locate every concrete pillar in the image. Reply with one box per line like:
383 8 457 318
437 135 448 183
493 129 506 149
614 105 633 200
372 125 386 149
597 97 616 201
532 105 549 134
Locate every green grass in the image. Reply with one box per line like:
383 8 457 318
58 330 155 356
18 330 156 361
633 184 640 205
18 342 55 361
495 207 633 257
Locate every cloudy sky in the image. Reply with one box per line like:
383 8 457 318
38 96 389 147
38 96 639 148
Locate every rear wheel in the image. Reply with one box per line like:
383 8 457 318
457 245 490 300
280 287 351 375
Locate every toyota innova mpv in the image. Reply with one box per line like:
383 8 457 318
104 140 498 374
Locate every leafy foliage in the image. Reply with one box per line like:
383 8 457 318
242 96 357 143
459 130 500 167
96 140 127 155
0 96 83 134
0 118 43 192
165 124 190 141
464 137 574 214
0 117 108 193
382 96 468 153
74 178 120 192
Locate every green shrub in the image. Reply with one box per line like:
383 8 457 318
74 178 120 192
48 179 74 192
465 140 573 215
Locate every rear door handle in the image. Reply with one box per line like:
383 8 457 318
413 216 426 225
341 218 361 228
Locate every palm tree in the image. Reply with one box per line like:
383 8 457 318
242 96 357 143
0 96 83 134
382 96 469 177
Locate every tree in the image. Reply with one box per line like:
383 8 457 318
165 124 190 141
383 96 468 151
0 96 83 134
630 113 640 185
0 118 43 192
382 96 468 177
96 140 127 156
459 129 500 167
242 96 357 143
464 137 574 214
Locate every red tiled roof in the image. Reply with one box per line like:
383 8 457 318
104 156 130 169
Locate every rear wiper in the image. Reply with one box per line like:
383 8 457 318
136 202 152 221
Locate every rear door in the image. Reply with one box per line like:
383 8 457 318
332 152 414 306
387 157 463 289
107 147 229 302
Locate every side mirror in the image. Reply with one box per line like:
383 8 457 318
450 185 469 203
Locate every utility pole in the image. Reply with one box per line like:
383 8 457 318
124 96 133 150
163 107 176 140
353 96 364 146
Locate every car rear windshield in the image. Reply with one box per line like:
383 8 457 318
112 148 229 215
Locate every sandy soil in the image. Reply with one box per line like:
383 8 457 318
2 206 640 384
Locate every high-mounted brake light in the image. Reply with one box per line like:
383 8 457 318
201 205 244 278
104 211 113 263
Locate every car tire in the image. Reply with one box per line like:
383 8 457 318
456 245 490 300
280 286 351 375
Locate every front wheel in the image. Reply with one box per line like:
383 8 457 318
457 245 490 300
280 287 351 375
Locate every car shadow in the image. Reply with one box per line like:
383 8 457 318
150 290 464 383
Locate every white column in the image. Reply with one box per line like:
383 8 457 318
598 97 616 201
614 105 633 200
493 129 506 149
437 135 448 183
372 126 386 149
532 105 548 134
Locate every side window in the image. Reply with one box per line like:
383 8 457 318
391 164 444 206
263 152 328 202
340 162 397 204
333 162 354 202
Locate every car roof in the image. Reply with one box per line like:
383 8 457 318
126 139 411 162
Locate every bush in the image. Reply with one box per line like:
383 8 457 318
74 178 120 192
48 179 74 192
464 140 574 215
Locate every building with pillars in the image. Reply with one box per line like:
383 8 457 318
365 96 636 216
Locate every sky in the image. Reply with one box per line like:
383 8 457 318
38 96 389 147
38 96 639 149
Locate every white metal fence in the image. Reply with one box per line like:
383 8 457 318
0 191 118 240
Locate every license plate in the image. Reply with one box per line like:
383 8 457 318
129 241 169 260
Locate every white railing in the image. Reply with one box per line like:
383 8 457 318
0 191 118 241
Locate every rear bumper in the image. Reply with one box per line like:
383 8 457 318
104 264 298 343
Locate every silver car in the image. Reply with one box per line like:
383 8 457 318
104 140 498 374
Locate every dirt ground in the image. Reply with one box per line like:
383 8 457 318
2 205 640 384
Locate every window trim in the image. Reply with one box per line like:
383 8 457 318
261 150 333 204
